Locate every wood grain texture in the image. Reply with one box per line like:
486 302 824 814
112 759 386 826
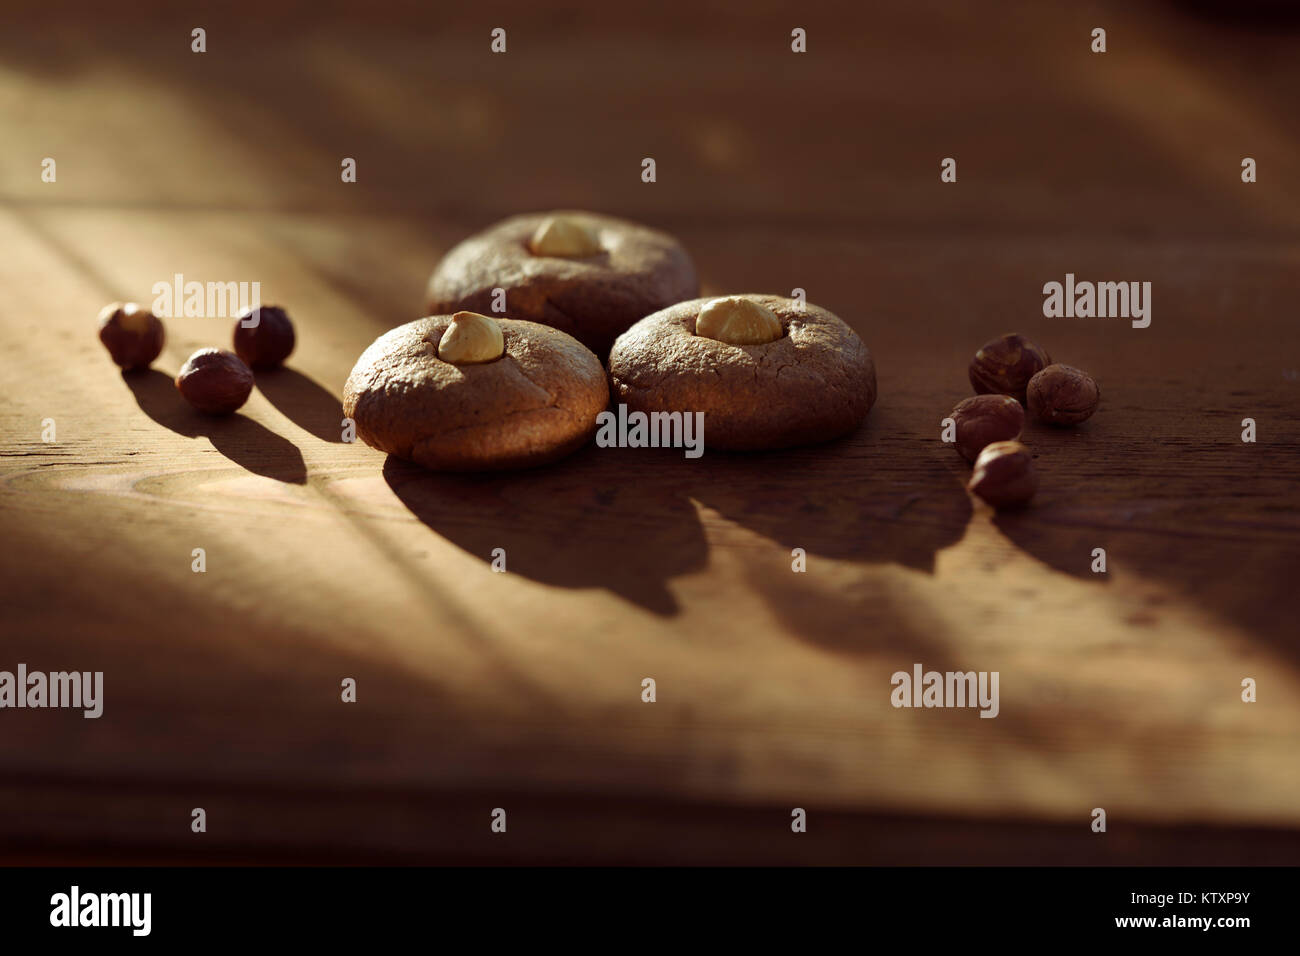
1 0 1298 864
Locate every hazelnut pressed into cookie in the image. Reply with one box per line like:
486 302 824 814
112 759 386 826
426 211 698 358
343 313 609 471
607 295 877 450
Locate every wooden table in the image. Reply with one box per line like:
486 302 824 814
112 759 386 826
2 0 1298 864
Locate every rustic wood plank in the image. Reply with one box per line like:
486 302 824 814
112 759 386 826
1 0 1298 863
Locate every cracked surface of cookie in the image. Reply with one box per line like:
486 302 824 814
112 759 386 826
426 211 698 358
344 315 609 471
607 295 877 450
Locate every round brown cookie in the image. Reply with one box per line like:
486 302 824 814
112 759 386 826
343 314 609 471
607 295 877 450
426 211 698 358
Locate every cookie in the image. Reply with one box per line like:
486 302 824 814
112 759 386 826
426 211 699 358
607 295 877 450
343 312 609 471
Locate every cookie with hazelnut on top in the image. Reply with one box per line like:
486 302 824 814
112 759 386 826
426 211 698 359
607 294 877 450
343 311 608 471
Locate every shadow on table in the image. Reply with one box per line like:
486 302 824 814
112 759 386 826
383 407 976 624
1173 0 1300 30
123 369 307 484
987 412 1300 671
683 426 972 574
383 448 708 616
254 367 346 444
991 510 1113 582
677 411 973 657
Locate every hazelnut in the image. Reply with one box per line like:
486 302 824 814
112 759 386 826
969 333 1051 400
694 296 784 346
233 305 295 370
968 440 1038 510
527 215 603 258
951 394 1024 462
1027 364 1099 426
175 348 255 414
98 302 164 370
438 311 504 365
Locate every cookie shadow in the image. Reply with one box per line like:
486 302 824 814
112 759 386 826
685 415 973 575
383 449 708 615
123 369 307 484
254 367 346 444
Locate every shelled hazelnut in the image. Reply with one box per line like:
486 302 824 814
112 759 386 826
1027 364 1100 426
98 302 164 370
969 333 1051 401
233 305 295 370
951 394 1025 462
527 215 604 258
694 296 784 345
438 311 505 365
968 440 1038 510
175 348 255 414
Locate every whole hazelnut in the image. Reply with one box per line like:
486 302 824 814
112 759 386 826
951 394 1025 462
695 296 784 345
969 333 1051 400
438 311 505 365
528 215 603 258
233 305 295 369
968 440 1038 510
1027 364 1099 426
175 348 255 414
98 302 164 370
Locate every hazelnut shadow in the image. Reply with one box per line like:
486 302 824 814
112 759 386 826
123 369 307 484
988 422 1109 582
991 513 1113 583
988 413 1300 673
383 449 708 616
253 367 347 444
